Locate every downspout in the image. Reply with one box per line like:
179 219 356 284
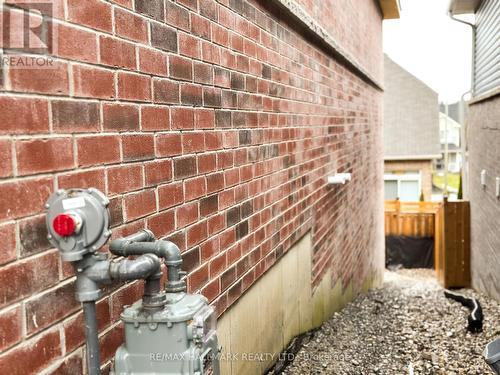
448 6 476 199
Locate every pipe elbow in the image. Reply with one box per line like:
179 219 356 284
109 230 155 255
109 254 161 281
155 240 182 266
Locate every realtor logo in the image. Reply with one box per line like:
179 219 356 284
1 1 57 68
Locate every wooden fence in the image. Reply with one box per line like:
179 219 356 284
384 199 470 288
384 200 442 237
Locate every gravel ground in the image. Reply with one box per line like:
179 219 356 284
282 269 500 375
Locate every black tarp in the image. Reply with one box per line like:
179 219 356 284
385 236 434 268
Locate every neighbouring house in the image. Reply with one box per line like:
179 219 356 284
435 111 462 173
0 0 399 374
383 55 441 201
449 0 500 301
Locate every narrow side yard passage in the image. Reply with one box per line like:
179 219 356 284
284 270 500 374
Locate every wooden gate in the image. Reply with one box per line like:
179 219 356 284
434 199 471 288
384 199 471 288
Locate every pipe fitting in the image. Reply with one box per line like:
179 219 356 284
109 254 160 281
109 234 186 293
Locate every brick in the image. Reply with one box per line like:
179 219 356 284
118 72 151 102
208 213 225 235
0 223 16 265
145 159 172 186
153 79 180 104
45 352 83 375
100 36 136 69
203 87 222 107
0 305 22 351
236 220 248 239
19 215 50 258
67 0 112 32
58 169 106 192
214 67 231 88
207 172 224 193
107 164 143 195
182 132 205 153
136 0 164 21
9 61 69 95
231 71 245 90
0 251 59 308
166 1 190 31
201 278 219 302
189 264 209 291
201 41 220 64
210 252 226 278
0 177 53 220
215 110 231 128
169 55 193 81
194 62 213 85
0 140 12 178
52 100 99 132
177 0 197 10
174 156 197 179
200 194 219 216
0 97 49 134
115 7 148 43
77 135 120 167
25 280 79 334
147 210 175 237
179 33 201 59
156 133 182 157
0 328 61 375
195 109 215 129
198 153 216 174
226 206 240 226
176 201 199 228
151 23 178 53
220 266 236 289
100 325 125 365
172 108 194 130
213 24 229 47
182 247 200 273
124 189 156 221
109 197 124 227
205 131 223 150
139 47 168 76
187 220 208 247
191 14 210 40
103 103 139 131
200 237 218 261
184 176 206 201
16 138 73 176
141 106 170 131
200 0 218 21
56 23 97 63
122 134 155 161
181 84 203 106
73 66 114 100
158 182 184 209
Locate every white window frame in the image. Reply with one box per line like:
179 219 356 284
384 172 422 201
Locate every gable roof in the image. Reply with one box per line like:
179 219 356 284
383 55 441 160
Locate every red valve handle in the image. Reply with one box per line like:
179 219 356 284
53 213 76 237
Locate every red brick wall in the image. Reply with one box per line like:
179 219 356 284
0 0 384 373
296 0 384 81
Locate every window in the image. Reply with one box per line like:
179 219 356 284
384 172 421 201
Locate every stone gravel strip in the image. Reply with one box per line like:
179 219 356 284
282 269 500 375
